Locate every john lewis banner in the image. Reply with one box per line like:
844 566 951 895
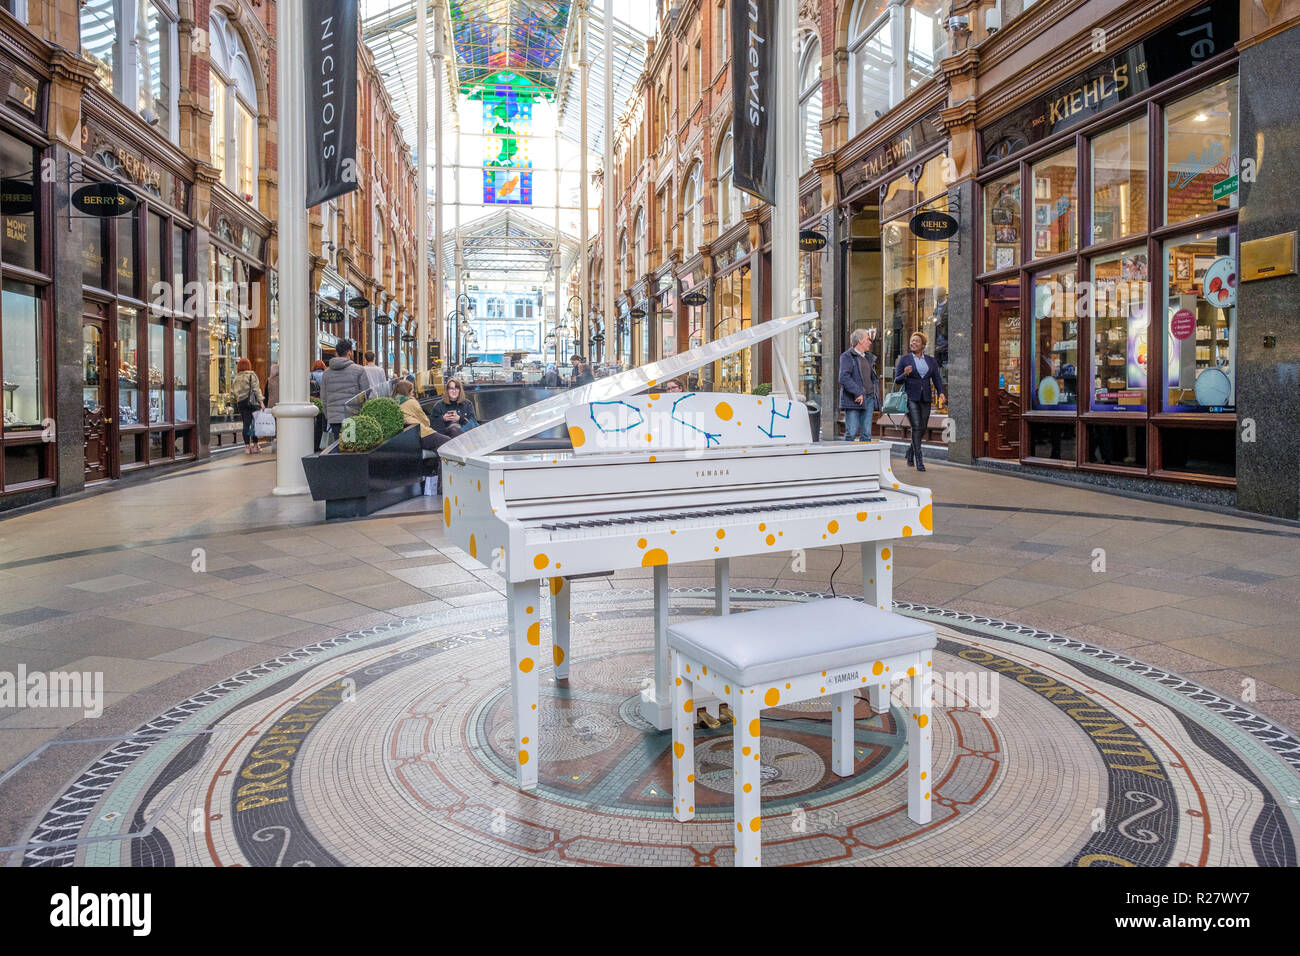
731 0 776 205
305 0 359 208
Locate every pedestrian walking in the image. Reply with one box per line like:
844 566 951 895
839 328 881 441
231 358 263 455
894 331 945 472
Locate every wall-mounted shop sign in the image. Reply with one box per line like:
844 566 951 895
72 181 139 217
0 178 34 215
682 290 708 306
81 121 187 210
839 111 946 199
1241 232 1297 281
908 212 958 241
980 0 1238 165
798 230 828 252
629 307 647 319
348 295 371 309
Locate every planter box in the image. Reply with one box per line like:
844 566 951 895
302 425 423 519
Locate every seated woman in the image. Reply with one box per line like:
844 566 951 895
428 377 478 436
392 380 451 452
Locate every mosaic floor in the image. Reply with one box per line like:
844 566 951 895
12 589 1300 867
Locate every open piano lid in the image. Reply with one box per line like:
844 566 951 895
439 310 818 462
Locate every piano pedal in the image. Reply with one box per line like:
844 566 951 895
718 704 736 724
696 709 722 729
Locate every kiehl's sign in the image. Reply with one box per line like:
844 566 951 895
980 0 1238 165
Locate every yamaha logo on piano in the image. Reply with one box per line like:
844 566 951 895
696 468 731 478
829 671 860 684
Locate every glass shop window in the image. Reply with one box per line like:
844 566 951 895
117 306 141 426
1162 227 1236 413
1030 147 1078 258
1091 115 1148 244
984 171 1021 273
116 211 138 299
1 280 43 433
1089 248 1149 412
148 315 166 424
0 132 38 273
1164 76 1238 226
1029 268 1079 411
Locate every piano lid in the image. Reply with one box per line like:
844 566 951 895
440 310 818 461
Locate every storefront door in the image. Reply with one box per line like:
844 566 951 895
984 284 1021 458
82 313 112 482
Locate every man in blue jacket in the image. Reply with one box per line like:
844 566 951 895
894 330 945 472
838 328 881 441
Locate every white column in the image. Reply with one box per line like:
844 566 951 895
272 0 313 496
578 0 590 356
554 128 562 364
772 0 800 397
602 0 615 345
417 0 430 380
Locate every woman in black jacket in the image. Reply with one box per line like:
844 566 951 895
894 331 945 472
428 377 479 436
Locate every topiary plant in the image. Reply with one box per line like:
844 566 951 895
360 396 404 439
752 382 773 396
310 397 323 416
339 414 383 453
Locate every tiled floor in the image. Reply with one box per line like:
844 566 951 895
1 449 1299 861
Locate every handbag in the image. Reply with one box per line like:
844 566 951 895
252 408 276 438
881 389 908 415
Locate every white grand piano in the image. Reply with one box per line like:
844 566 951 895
438 311 934 789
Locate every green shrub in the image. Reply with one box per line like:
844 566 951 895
339 414 383 453
360 396 404 439
752 382 773 396
310 397 323 417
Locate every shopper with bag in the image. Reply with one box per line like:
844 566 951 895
231 358 264 455
838 328 881 441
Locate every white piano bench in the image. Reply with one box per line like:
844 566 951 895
666 597 937 867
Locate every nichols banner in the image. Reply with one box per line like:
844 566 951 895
305 0 359 208
731 0 775 205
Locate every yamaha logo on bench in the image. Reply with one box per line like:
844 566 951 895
829 671 859 684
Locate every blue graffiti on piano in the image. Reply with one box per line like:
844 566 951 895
589 401 645 433
671 394 723 448
758 399 794 439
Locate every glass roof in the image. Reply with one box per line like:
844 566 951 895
449 0 573 92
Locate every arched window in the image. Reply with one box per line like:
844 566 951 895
514 298 534 319
682 163 703 254
799 36 823 172
717 128 746 228
848 0 948 137
618 231 627 273
486 297 505 318
209 11 259 202
514 329 536 351
81 0 180 141
485 328 507 351
633 207 647 277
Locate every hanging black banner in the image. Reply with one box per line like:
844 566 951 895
731 0 776 205
304 0 359 208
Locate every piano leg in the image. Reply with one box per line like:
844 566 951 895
863 541 895 715
734 694 763 867
907 661 933 825
638 564 673 731
671 649 695 823
549 576 571 680
714 558 730 616
506 580 541 790
830 690 856 776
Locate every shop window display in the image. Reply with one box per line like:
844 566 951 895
1162 227 1236 413
1030 148 1077 258
1030 269 1078 411
117 307 141 426
1090 249 1149 412
713 264 752 393
1 281 42 432
983 172 1020 273
148 315 166 424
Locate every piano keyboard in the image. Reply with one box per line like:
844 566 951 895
526 493 892 539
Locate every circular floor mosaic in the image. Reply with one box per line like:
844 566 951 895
18 589 1300 867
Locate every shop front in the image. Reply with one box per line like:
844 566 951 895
974 0 1240 485
798 180 828 415
0 64 53 500
708 233 753 393
78 113 197 481
207 209 271 429
837 106 951 443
